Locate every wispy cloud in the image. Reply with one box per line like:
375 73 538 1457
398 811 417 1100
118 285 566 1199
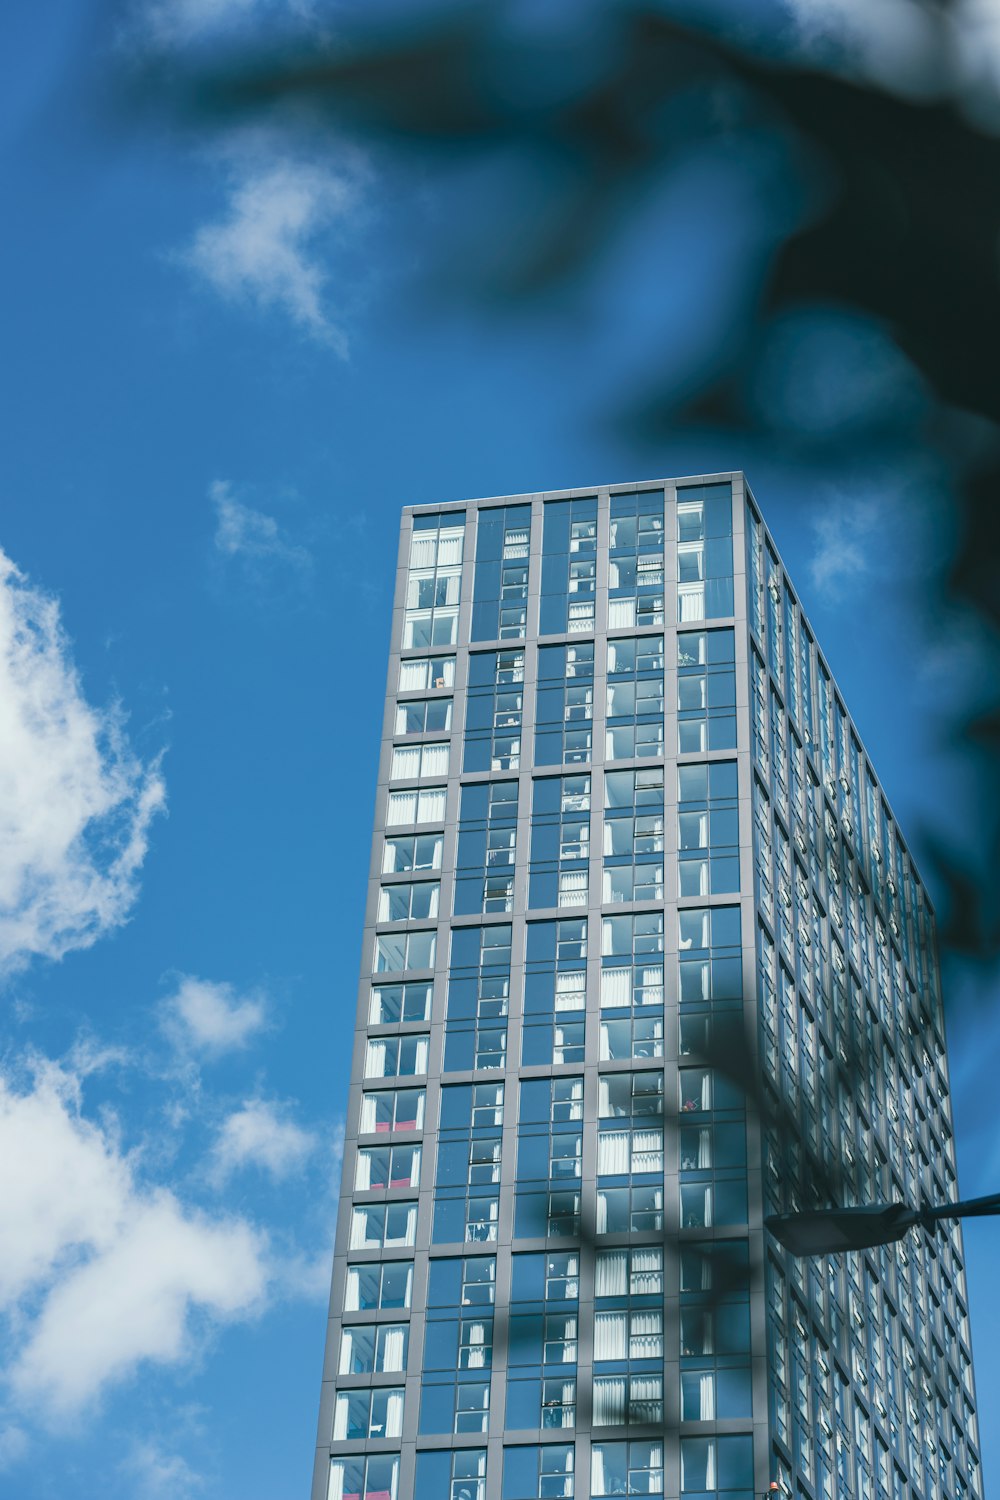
161 975 268 1056
209 479 310 570
177 133 364 351
120 1442 205 1500
208 1099 316 1183
0 1057 268 1417
130 0 311 51
808 496 883 599
0 549 165 975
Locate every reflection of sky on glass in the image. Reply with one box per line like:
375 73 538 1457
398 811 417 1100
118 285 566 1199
0 1 997 1496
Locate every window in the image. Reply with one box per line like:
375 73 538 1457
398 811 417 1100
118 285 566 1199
377 881 440 923
535 642 594 765
363 1035 429 1078
605 635 665 761
502 1444 575 1499
609 490 665 629
385 786 446 826
338 1322 409 1374
390 741 450 780
415 1449 488 1500
348 1202 417 1250
434 1083 504 1243
382 833 443 874
675 482 734 622
678 761 739 896
522 919 588 1067
464 648 525 771
591 1443 664 1497
374 930 436 973
328 1455 400 1500
333 1387 404 1440
472 504 532 641
515 1076 584 1238
540 497 598 634
445 925 512 1072
344 1261 413 1311
678 906 742 1005
394 697 453 734
677 630 736 752
404 514 464 648
595 1246 664 1297
369 983 432 1025
680 1435 753 1494
359 1087 425 1133
355 1143 421 1191
398 653 455 692
455 779 518 915
422 1262 496 1438
603 766 665 904
600 912 664 1054
529 776 591 909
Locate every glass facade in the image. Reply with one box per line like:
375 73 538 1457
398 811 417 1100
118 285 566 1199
314 476 981 1500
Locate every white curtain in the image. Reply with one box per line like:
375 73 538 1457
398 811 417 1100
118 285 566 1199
698 1128 712 1169
386 791 416 826
380 1327 405 1372
678 583 705 621
359 1094 379 1132
409 534 437 567
630 1375 663 1423
436 529 464 565
630 1311 663 1359
701 1071 711 1109
332 1398 349 1441
601 967 631 1007
410 1037 429 1073
593 1376 626 1426
597 1077 611 1117
349 1208 378 1249
416 788 446 823
390 746 420 779
598 1130 630 1175
398 659 427 691
427 886 440 919
631 1248 662 1294
595 1250 627 1298
591 1449 607 1498
699 1373 716 1420
364 1040 388 1079
558 870 588 907
608 598 635 628
338 1329 356 1374
344 1268 360 1311
355 1152 373 1191
421 742 450 777
707 1443 716 1489
405 1147 421 1187
555 971 586 1010
594 1311 627 1361
633 1131 663 1172
639 965 663 1004
328 1462 347 1500
385 1390 404 1439
465 1322 488 1368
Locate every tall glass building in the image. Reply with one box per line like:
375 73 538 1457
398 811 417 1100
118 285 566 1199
313 474 982 1500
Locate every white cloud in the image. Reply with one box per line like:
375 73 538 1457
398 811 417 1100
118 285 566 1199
0 1058 268 1416
783 0 1000 115
209 1098 316 1182
178 136 361 351
0 549 165 975
132 0 310 50
161 975 268 1056
209 479 310 568
120 1442 204 1500
808 497 881 598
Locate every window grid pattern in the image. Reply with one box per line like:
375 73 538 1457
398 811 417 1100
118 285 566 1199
317 480 978 1500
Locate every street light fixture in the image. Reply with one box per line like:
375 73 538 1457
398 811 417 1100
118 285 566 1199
765 1189 1000 1257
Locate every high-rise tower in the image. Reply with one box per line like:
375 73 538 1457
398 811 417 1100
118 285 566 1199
313 474 982 1500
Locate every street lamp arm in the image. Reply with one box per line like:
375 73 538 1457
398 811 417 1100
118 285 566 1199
919 1189 1000 1223
766 1189 1000 1256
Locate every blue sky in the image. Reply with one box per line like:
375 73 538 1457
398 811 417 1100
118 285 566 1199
1 1 999 1497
